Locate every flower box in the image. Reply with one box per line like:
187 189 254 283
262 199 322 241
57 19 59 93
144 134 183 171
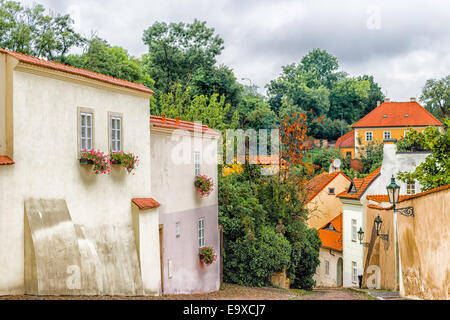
79 158 94 165
110 159 122 165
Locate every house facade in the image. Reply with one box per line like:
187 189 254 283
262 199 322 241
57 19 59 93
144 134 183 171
313 214 343 287
150 115 221 294
335 98 443 159
0 48 160 296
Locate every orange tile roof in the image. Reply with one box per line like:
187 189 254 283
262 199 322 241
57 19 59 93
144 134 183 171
150 115 220 136
337 167 381 199
0 48 154 95
367 184 450 204
318 214 343 252
0 155 14 165
132 198 161 210
352 101 443 128
335 130 355 148
306 171 351 203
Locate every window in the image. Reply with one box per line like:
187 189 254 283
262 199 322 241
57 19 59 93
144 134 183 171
328 188 335 194
346 151 352 158
110 114 122 152
198 218 205 248
175 222 181 238
351 219 357 242
325 260 330 275
352 261 358 283
406 181 416 195
383 131 391 140
365 131 373 142
79 109 93 152
194 151 201 176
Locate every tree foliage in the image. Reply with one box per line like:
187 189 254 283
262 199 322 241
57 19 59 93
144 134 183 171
397 122 450 190
0 0 85 61
420 75 450 120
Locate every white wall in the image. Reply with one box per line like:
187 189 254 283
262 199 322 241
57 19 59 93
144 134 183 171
342 201 364 287
314 248 342 287
0 54 6 155
0 68 153 294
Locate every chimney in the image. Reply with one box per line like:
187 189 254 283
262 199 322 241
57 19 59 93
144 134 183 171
410 97 416 102
377 100 381 107
385 98 391 103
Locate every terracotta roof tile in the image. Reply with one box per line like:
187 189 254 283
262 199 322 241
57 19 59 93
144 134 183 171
306 171 351 203
150 115 220 136
352 101 443 128
367 184 450 204
0 155 14 165
335 130 355 148
132 198 160 210
0 48 154 95
337 167 381 199
318 214 343 252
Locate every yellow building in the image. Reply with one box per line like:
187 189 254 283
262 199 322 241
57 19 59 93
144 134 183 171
335 98 444 158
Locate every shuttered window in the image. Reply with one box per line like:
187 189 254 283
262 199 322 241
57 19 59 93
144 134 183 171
198 218 205 248
110 116 122 152
80 112 93 151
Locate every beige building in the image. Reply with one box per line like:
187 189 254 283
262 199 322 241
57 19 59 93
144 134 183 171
362 185 450 300
0 49 160 295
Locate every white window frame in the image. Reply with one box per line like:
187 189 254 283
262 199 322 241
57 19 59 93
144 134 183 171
383 131 391 140
194 151 201 176
352 261 358 283
328 188 335 195
406 181 416 195
351 219 357 242
325 260 330 275
109 113 123 152
198 218 205 248
365 131 373 142
78 107 94 154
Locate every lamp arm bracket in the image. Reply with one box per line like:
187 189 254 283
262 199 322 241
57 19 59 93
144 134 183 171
394 206 414 217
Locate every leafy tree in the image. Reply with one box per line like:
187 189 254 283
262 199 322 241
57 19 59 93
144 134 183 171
310 117 351 140
312 148 342 171
142 20 224 94
329 78 371 124
420 75 450 120
359 142 384 174
65 37 154 88
0 0 85 61
397 122 450 190
156 85 238 130
357 74 385 115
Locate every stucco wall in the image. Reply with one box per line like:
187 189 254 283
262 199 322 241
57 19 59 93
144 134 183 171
0 54 5 155
398 189 449 299
307 174 350 229
150 129 220 294
0 68 155 295
314 248 342 287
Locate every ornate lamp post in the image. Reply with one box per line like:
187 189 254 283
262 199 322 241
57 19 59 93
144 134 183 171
373 215 389 240
386 175 414 217
357 227 370 247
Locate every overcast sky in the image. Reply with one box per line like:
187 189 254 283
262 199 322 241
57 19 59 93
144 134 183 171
20 0 450 101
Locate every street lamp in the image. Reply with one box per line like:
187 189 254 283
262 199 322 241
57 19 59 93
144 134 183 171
357 227 370 247
374 215 389 241
386 175 415 217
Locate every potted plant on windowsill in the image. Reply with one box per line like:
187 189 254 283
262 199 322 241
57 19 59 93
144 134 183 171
199 246 217 266
80 149 111 175
110 151 139 174
194 175 214 198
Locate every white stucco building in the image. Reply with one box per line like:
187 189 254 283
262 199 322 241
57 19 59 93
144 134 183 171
0 48 161 295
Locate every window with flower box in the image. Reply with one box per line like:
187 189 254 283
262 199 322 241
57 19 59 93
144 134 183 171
109 113 123 152
78 107 94 155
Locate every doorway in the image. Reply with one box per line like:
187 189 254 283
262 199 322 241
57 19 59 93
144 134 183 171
159 224 164 294
337 257 343 287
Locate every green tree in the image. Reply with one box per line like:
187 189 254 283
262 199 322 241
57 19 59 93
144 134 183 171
397 122 450 190
357 74 385 115
142 20 224 94
420 75 450 120
65 37 154 88
0 0 85 61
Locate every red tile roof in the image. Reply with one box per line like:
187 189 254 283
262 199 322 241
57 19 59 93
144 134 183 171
337 167 381 199
150 115 220 136
132 198 161 211
306 171 351 203
0 155 14 165
0 48 154 95
367 184 450 204
335 130 355 149
352 101 443 128
318 214 343 252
